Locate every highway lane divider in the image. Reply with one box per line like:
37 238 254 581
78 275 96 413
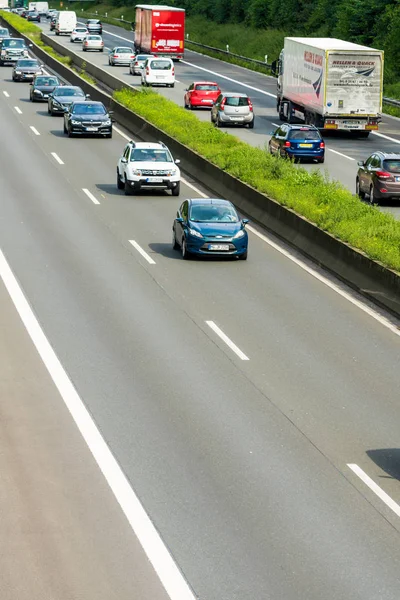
1 13 400 319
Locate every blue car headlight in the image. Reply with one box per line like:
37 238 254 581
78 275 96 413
188 228 203 239
233 229 245 239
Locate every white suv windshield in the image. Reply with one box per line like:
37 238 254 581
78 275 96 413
150 61 171 70
130 148 172 162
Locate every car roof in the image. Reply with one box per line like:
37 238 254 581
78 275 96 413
222 92 248 97
188 198 234 206
115 46 133 50
72 100 104 106
130 142 169 149
193 81 219 85
285 124 319 130
373 151 400 159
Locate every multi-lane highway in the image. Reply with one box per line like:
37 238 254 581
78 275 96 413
38 19 400 219
1 21 400 600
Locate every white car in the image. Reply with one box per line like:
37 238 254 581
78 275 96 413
129 53 152 75
70 26 89 42
82 35 104 52
117 141 181 196
141 57 175 88
108 46 136 66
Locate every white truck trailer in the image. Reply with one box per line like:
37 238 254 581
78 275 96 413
275 37 384 137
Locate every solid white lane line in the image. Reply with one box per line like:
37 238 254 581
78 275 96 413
0 249 196 600
246 224 400 337
103 29 133 42
129 240 156 264
51 152 64 165
82 188 100 205
113 125 208 197
206 320 249 361
271 122 280 128
181 60 276 98
328 148 355 161
3 90 9 97
372 130 400 145
14 106 22 114
347 464 400 518
29 126 40 136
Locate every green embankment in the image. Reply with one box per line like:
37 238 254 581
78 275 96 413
2 10 400 273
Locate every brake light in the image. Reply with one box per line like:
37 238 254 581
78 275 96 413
320 141 325 149
220 98 226 109
130 55 134 58
146 67 149 75
376 171 391 179
172 67 175 76
113 54 118 58
135 61 139 66
248 99 253 112
284 141 291 147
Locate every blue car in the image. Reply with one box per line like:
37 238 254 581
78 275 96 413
268 124 325 163
172 198 249 260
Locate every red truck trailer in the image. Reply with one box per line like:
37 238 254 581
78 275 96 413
134 4 185 60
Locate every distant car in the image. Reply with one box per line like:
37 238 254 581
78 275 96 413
141 57 175 88
49 13 58 30
0 38 30 65
184 81 221 110
268 124 325 163
0 27 10 40
172 198 249 260
26 11 40 22
30 74 60 101
70 26 89 42
211 93 254 128
12 58 43 82
117 140 181 196
86 19 102 34
356 152 400 205
48 84 87 115
108 46 135 66
20 9 28 17
63 100 113 137
129 53 152 75
82 34 104 52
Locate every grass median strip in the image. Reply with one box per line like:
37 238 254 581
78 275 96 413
2 11 400 273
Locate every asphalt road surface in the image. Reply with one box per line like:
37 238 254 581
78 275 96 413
0 30 400 600
38 19 400 219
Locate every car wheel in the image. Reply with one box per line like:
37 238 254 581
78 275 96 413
68 127 74 138
238 250 248 261
171 182 180 196
63 121 67 133
356 178 365 199
172 227 179 250
170 83 175 88
117 169 124 190
105 131 112 139
100 49 103 52
181 237 190 260
369 186 378 205
248 118 254 129
268 142 273 155
188 102 193 110
48 104 51 114
216 116 222 128
318 158 325 164
124 176 132 196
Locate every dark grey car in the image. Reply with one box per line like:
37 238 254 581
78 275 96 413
47 85 87 115
30 75 60 102
356 151 400 205
63 101 113 138
12 58 43 82
86 19 102 34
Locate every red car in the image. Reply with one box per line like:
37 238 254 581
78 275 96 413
184 81 221 110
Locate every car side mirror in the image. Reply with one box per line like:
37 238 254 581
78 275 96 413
242 219 249 225
29 43 33 47
108 110 114 115
174 159 180 164
85 93 90 98
63 107 68 112
176 217 183 223
357 161 365 166
121 157 127 163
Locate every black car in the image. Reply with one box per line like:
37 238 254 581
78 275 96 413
12 58 43 81
356 152 400 205
30 74 60 102
86 19 102 34
26 11 40 22
63 101 113 137
48 85 87 115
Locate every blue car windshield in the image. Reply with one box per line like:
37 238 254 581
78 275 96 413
190 204 239 223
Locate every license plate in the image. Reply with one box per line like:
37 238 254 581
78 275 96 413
156 76 165 79
208 244 229 251
230 117 243 121
299 143 312 148
86 127 98 131
146 177 163 182
202 99 212 102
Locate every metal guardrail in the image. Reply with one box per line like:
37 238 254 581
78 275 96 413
383 96 400 108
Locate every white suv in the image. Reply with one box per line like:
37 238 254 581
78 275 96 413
117 141 181 196
141 57 175 88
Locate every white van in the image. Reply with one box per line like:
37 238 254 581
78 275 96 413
35 2 49 14
141 57 175 88
55 11 77 35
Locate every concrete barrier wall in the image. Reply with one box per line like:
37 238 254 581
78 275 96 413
3 18 400 317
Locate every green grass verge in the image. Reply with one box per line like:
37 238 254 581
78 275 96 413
114 87 400 272
2 9 400 272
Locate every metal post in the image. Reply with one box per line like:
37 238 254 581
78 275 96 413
226 44 229 53
186 33 189 39
105 12 107 17
265 54 268 64
121 15 124 20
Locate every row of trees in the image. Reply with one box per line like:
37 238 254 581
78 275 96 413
109 0 400 80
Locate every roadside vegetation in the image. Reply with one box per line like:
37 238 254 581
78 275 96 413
2 9 400 272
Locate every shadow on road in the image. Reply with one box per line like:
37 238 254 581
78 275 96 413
367 448 400 481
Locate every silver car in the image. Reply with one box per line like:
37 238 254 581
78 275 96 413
82 35 104 52
211 92 255 128
129 53 152 75
109 46 136 66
